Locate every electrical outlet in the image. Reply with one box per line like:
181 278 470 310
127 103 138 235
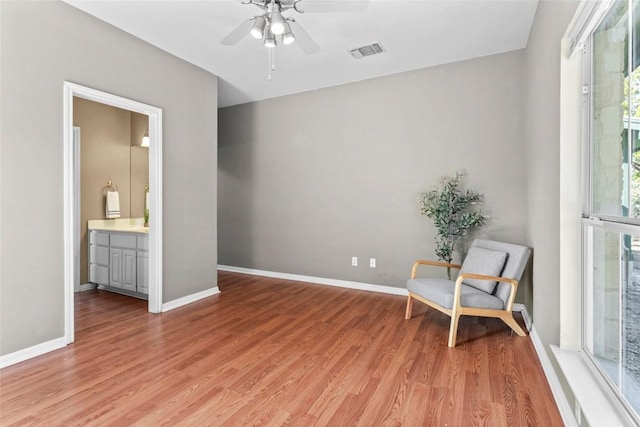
370 258 376 268
351 257 358 267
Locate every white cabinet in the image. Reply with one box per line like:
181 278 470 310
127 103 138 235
109 248 123 288
89 231 109 286
89 229 148 298
137 251 149 295
122 249 137 292
90 231 109 246
109 248 136 291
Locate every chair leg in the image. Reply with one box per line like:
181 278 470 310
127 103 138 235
448 314 461 347
405 294 414 320
502 314 527 336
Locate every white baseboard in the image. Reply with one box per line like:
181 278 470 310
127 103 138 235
0 337 67 369
79 283 97 292
218 265 408 296
161 287 220 313
529 326 578 427
512 303 532 331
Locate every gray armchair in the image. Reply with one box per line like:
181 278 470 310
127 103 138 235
405 239 531 347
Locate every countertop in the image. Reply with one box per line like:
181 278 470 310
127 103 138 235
88 218 149 234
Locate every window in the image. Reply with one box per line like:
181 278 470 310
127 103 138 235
585 0 640 422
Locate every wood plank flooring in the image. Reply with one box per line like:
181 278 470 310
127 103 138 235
0 271 563 426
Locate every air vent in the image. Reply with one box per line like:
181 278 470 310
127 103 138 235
349 42 385 59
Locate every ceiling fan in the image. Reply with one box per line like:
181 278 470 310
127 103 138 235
221 0 369 78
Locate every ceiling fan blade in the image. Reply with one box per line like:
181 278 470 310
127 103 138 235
294 0 369 13
288 20 320 55
221 19 254 46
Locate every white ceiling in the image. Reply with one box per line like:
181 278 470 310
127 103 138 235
64 0 538 108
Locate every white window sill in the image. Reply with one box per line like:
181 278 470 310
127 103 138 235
550 345 635 427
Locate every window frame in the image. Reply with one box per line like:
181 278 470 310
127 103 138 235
581 219 640 424
581 1 640 422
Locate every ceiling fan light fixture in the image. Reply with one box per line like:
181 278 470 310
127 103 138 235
282 22 295 45
249 16 266 39
269 10 285 35
264 25 276 47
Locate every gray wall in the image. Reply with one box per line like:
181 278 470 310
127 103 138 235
524 0 579 349
219 50 528 292
0 1 218 356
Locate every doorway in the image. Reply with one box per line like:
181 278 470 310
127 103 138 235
63 82 163 344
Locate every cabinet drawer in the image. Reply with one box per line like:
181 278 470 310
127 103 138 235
90 245 109 265
137 236 149 251
89 264 109 286
89 230 109 246
110 234 137 249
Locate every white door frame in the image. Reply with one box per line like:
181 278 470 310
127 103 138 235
73 126 81 293
63 81 163 344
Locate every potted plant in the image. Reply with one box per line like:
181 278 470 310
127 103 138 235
417 172 486 277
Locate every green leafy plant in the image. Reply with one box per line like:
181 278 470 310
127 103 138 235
418 172 487 269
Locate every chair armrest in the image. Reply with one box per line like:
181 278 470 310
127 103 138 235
455 273 519 311
411 260 462 279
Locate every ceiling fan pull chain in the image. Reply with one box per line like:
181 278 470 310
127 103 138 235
267 47 272 81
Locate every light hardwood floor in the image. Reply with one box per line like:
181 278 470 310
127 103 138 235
0 271 562 426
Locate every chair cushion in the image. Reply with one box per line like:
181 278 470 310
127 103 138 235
470 239 531 306
407 278 504 310
457 246 507 294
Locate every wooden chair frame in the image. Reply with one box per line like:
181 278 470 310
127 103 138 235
405 260 527 347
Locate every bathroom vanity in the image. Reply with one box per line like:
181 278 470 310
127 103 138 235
88 219 148 299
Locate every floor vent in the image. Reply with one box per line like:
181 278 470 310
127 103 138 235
349 42 385 59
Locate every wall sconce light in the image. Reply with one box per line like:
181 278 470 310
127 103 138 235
141 130 150 148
